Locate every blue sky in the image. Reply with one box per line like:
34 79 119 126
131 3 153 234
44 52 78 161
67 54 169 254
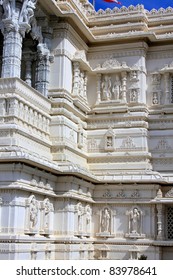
89 0 173 11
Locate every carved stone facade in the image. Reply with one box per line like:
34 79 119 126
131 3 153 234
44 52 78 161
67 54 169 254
0 0 173 260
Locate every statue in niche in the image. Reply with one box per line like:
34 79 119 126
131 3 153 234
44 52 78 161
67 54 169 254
77 203 83 232
85 205 92 233
106 136 113 148
101 75 111 100
101 208 110 233
43 198 51 230
112 75 121 99
130 207 141 234
29 195 39 229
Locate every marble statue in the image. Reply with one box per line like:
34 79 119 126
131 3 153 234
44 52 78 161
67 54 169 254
101 208 110 232
130 207 141 234
112 75 121 99
29 196 38 229
102 75 111 100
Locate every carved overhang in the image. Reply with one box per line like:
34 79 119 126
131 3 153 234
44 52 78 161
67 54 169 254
93 58 131 74
159 62 173 74
72 50 91 72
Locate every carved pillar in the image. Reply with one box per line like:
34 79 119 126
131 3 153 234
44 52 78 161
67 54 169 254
1 26 23 78
96 73 101 103
1 0 37 78
164 73 170 104
156 204 164 240
72 61 80 96
35 43 53 96
121 71 127 102
24 54 33 86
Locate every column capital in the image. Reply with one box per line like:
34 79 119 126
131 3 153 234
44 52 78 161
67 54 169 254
1 0 37 36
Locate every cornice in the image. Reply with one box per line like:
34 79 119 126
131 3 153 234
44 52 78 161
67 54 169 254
88 42 148 59
40 1 173 44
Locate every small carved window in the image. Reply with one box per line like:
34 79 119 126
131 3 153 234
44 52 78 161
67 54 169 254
167 207 173 239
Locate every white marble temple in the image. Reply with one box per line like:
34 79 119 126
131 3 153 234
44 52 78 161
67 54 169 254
0 0 173 260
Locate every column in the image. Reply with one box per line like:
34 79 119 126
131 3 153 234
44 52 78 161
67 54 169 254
24 54 33 86
121 71 127 102
164 72 170 104
35 43 53 96
1 25 23 78
156 204 164 240
1 0 37 78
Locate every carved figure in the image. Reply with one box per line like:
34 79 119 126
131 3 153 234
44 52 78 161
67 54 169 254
79 71 85 97
20 0 36 24
29 196 38 228
2 0 13 19
86 205 91 233
101 208 110 232
101 75 111 100
106 136 113 148
77 203 83 232
130 89 138 102
130 208 140 234
44 198 50 229
112 75 121 99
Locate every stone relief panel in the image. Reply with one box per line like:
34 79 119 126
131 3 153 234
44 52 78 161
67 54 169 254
149 64 173 105
40 198 54 236
125 206 145 239
96 206 115 237
72 62 88 102
93 59 142 105
85 204 92 236
75 202 84 235
87 138 98 153
99 73 127 102
25 194 39 234
74 202 92 237
150 73 162 105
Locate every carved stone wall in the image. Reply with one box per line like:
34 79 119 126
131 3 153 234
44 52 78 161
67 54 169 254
0 0 173 261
